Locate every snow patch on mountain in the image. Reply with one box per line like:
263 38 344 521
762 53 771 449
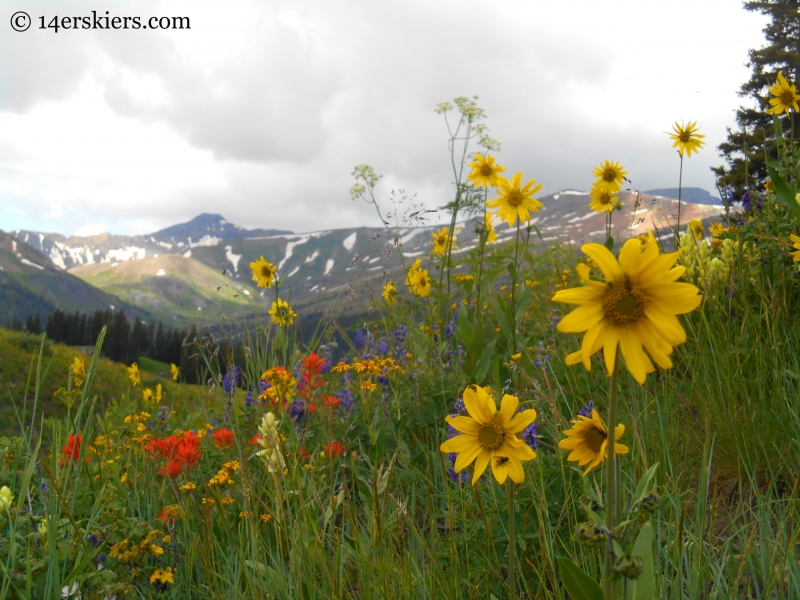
225 246 241 272
342 232 357 250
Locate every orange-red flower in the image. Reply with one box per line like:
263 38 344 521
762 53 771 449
323 440 346 459
60 434 88 466
212 428 236 450
158 459 183 479
297 353 327 401
175 432 202 471
323 395 341 409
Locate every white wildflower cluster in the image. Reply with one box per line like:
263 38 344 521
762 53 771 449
255 412 285 474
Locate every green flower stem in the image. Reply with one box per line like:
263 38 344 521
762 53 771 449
675 153 684 248
604 350 620 600
507 481 516 600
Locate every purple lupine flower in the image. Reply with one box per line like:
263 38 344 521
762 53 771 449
549 308 560 328
335 386 356 411
522 422 538 450
222 364 239 396
354 330 367 347
378 340 389 355
579 400 594 418
245 389 255 409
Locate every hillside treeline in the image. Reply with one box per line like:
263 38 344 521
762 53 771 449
7 309 185 367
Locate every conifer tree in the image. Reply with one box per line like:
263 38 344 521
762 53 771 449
713 0 800 198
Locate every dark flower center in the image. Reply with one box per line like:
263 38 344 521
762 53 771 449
480 165 493 176
478 422 505 451
679 131 692 142
603 279 646 325
584 426 606 453
781 90 795 104
603 169 617 182
507 191 523 206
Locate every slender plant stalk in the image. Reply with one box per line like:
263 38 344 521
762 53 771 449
675 153 684 248
604 349 620 600
507 481 516 600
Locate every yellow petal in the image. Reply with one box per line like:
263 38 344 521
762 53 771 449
582 243 623 282
507 457 526 484
558 304 604 333
602 326 620 375
619 326 647 384
472 450 491 484
445 415 480 435
463 386 492 424
552 286 605 305
490 455 509 484
453 442 483 472
497 394 519 426
440 434 478 454
506 408 537 434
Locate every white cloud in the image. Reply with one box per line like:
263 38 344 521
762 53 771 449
0 0 769 236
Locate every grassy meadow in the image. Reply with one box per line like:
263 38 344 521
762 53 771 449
3 96 800 600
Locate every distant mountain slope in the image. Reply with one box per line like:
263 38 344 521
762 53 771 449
643 187 722 206
21 189 731 325
12 213 291 272
69 254 262 324
0 230 144 322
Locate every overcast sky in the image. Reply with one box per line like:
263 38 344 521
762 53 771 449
0 0 768 237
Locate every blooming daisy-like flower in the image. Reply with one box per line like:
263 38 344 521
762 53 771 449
486 172 544 226
588 184 619 213
558 408 628 475
150 566 175 585
142 388 154 403
593 160 627 189
408 267 432 297
269 298 297 327
767 71 800 115
789 234 800 271
668 121 705 157
127 363 141 386
551 230 702 384
467 154 506 189
431 227 453 255
484 212 497 243
250 256 277 288
689 219 704 240
439 385 537 485
382 281 398 304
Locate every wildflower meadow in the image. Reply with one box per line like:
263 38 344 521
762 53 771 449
3 73 800 599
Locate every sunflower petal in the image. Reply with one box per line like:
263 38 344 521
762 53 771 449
445 415 480 434
558 304 605 333
506 408 536 434
463 386 493 424
490 455 509 484
472 450 491 484
582 243 623 281
497 394 519 425
507 457 526 483
453 442 483 472
441 434 478 454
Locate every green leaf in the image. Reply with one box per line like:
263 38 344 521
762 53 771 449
557 557 605 600
507 261 517 281
627 522 655 600
631 463 659 507
493 300 514 346
766 165 800 220
605 236 615 251
515 286 531 323
455 310 475 349
473 340 496 384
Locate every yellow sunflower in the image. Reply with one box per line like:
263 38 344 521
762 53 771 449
405 259 422 287
127 362 141 386
382 281 398 304
689 219 703 240
486 172 544 226
269 298 297 327
484 212 497 243
767 71 800 115
408 266 432 298
593 160 627 189
467 154 506 189
431 227 453 255
558 409 628 475
250 256 277 288
551 230 702 384
668 121 705 157
789 234 800 271
588 183 619 213
440 385 537 485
